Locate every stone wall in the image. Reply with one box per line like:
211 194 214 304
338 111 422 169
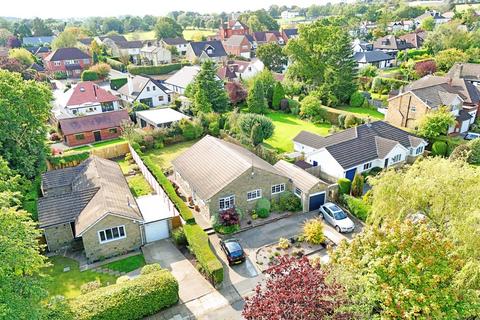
44 223 74 252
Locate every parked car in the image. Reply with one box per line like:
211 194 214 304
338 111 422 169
464 132 480 140
319 202 355 233
220 239 246 266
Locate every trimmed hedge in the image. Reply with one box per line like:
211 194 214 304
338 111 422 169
48 152 90 169
71 269 178 320
431 140 447 157
183 224 224 285
111 78 128 90
141 155 195 223
105 57 126 72
127 63 186 76
81 70 99 81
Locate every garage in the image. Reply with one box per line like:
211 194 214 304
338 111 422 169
308 192 326 211
136 195 175 244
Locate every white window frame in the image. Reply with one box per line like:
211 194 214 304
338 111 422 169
98 225 126 244
271 183 286 195
363 162 372 170
294 187 302 198
416 146 424 155
219 195 235 211
247 189 261 201
391 154 402 163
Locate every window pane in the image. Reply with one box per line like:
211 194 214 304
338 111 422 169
105 229 113 240
112 227 119 238
100 231 106 241
119 226 125 237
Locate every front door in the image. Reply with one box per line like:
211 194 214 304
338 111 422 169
345 168 357 181
93 131 102 142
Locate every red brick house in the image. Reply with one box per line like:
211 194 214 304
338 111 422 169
219 20 250 40
58 109 130 147
223 35 253 59
44 47 92 78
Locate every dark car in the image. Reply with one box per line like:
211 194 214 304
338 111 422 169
220 239 246 266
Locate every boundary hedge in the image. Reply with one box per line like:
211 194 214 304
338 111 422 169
48 152 90 170
105 58 126 72
127 63 187 76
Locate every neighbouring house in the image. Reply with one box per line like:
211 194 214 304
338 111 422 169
164 65 201 95
219 20 250 41
22 36 55 47
30 62 46 73
399 31 428 49
273 160 330 212
293 121 428 182
104 39 143 63
186 40 228 63
43 47 92 78
373 35 409 55
77 37 94 47
140 44 172 65
58 109 130 147
222 35 253 59
117 75 171 107
64 81 122 116
281 28 298 43
354 51 394 69
358 21 377 35
160 37 189 56
136 108 188 129
386 75 480 134
448 63 480 87
172 135 291 218
414 10 450 27
252 31 285 46
281 10 299 20
217 59 264 81
94 35 128 45
388 20 416 33
352 39 373 53
26 46 51 59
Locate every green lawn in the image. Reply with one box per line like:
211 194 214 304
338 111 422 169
182 28 217 40
104 254 146 273
64 138 126 154
125 28 216 41
127 175 152 197
44 256 117 299
264 112 331 152
117 157 136 174
337 106 385 120
145 139 199 171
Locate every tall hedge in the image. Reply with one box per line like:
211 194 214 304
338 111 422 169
127 63 186 76
183 224 224 285
81 70 99 81
110 78 128 90
71 269 178 320
338 178 352 195
105 58 126 72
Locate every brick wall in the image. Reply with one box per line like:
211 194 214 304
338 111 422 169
64 126 122 147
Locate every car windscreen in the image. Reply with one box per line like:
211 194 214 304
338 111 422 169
334 211 347 220
225 241 243 257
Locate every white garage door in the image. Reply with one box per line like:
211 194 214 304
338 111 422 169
145 220 169 243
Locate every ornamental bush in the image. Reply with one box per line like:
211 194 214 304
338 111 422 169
349 91 365 108
105 58 125 72
71 269 178 320
219 207 240 226
302 219 325 245
337 178 352 195
431 141 448 157
277 191 302 212
350 174 364 197
81 70 99 81
256 198 271 218
171 227 187 246
80 280 101 294
467 138 480 165
140 263 163 275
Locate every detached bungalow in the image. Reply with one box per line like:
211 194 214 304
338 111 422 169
23 36 55 47
185 40 227 63
164 65 201 95
117 75 171 107
293 121 427 181
354 51 394 69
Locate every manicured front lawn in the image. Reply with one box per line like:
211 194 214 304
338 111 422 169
265 112 331 152
44 256 117 299
104 254 146 273
64 138 126 154
337 106 385 119
145 139 199 171
127 175 152 197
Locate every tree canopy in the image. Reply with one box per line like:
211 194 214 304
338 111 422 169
417 106 455 140
256 42 287 73
154 17 183 40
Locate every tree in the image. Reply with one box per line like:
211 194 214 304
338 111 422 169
300 94 325 120
0 28 13 47
349 91 364 108
0 70 52 178
0 206 49 319
7 36 21 48
358 65 378 78
415 59 436 77
256 43 287 73
247 79 268 114
8 48 34 66
31 17 52 36
467 138 480 165
424 21 471 54
420 16 435 31
250 69 275 105
435 48 469 72
240 9 279 32
52 27 86 50
188 60 229 114
102 17 124 34
417 106 455 140
331 219 480 319
271 82 285 109
239 113 274 146
89 62 111 78
0 156 27 208
243 255 351 320
225 82 247 106
154 17 183 39
285 20 357 106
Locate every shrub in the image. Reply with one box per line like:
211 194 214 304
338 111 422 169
371 77 408 94
344 114 359 128
302 219 325 245
80 280 101 294
219 207 240 226
140 263 163 275
337 178 352 194
272 82 285 110
183 224 224 285
81 70 99 81
71 269 178 320
116 276 130 284
256 198 271 218
214 224 240 234
449 143 471 161
431 141 448 157
179 118 203 140
278 237 290 249
350 174 364 197
300 95 326 120
53 71 67 80
337 114 346 129
349 91 365 108
467 139 480 165
172 227 187 246
90 62 111 79
105 57 126 72
48 152 90 170
276 191 302 212
127 63 185 75
341 194 371 222
238 113 274 146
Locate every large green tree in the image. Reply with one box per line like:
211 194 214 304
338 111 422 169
285 20 357 106
256 43 287 73
238 113 274 146
331 219 480 319
435 48 469 72
154 17 183 40
0 70 52 178
424 21 471 54
247 79 268 114
188 60 229 114
417 106 455 140
31 18 53 37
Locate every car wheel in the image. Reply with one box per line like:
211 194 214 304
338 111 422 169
319 212 324 219
335 226 341 233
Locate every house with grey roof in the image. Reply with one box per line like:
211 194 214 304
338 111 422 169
164 65 201 95
386 75 480 133
293 121 427 181
160 37 189 56
373 35 409 55
354 51 394 69
38 157 145 262
448 63 480 87
22 36 55 46
185 40 227 63
116 75 171 107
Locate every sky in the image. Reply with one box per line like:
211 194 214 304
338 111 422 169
2 0 347 19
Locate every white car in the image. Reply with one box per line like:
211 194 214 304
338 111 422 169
464 132 480 140
319 202 355 233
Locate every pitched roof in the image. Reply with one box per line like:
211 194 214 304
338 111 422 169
30 62 45 72
165 65 200 89
373 35 409 51
78 38 93 45
294 121 426 169
224 34 249 46
117 75 168 98
172 135 283 200
274 160 326 192
59 109 130 135
189 40 227 58
66 82 120 107
22 36 55 46
38 157 142 235
399 32 426 49
98 35 128 43
116 40 143 49
448 63 480 82
457 109 473 122
282 28 298 39
162 37 188 45
44 47 91 61
354 51 394 63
